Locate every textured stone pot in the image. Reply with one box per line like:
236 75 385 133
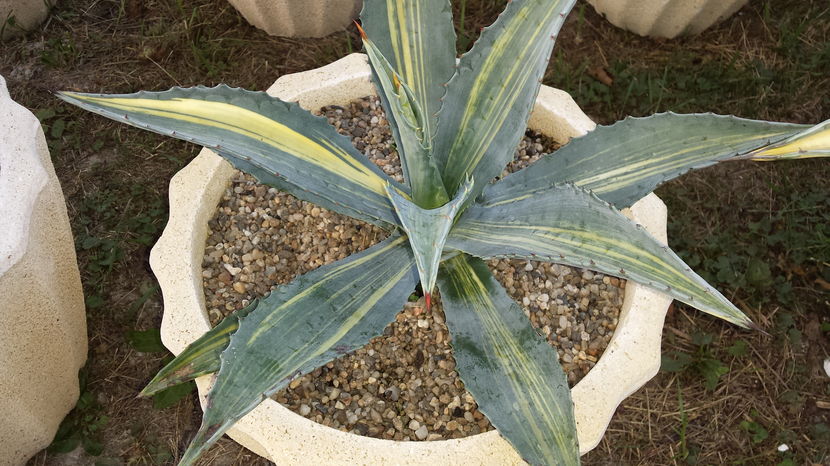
227 0 361 38
0 75 87 464
588 0 749 39
151 53 673 463
1 0 55 41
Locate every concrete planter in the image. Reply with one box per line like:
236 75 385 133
151 53 673 463
1 0 55 41
0 75 87 464
227 0 361 38
588 0 749 39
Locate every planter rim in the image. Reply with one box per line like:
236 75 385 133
150 53 673 463
0 75 49 276
587 0 749 38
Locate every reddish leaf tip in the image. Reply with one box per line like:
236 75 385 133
354 21 367 40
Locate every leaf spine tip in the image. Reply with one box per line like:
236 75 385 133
354 21 367 39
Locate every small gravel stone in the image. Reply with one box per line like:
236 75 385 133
201 96 625 442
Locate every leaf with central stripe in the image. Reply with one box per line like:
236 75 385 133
57 86 405 229
438 254 579 466
386 177 473 297
178 236 418 465
433 0 576 199
743 118 830 160
360 0 457 147
361 30 449 208
446 183 753 328
480 113 825 210
139 300 257 397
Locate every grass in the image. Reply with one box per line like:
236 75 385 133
2 0 827 464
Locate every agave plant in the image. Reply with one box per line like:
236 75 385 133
59 0 830 464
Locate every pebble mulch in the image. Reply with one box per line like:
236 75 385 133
201 96 625 441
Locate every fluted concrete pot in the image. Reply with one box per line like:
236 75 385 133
0 75 87 465
227 0 361 38
1 0 56 41
151 53 673 463
588 0 749 39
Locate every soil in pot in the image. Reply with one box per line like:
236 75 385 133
201 96 625 442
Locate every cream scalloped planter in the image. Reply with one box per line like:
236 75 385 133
0 75 87 464
1 0 56 41
588 0 749 39
150 53 673 463
227 0 361 38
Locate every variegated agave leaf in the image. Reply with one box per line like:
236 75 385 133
360 0 456 148
386 177 473 298
179 236 418 465
140 300 257 397
438 254 578 466
446 183 753 328
57 86 407 229
482 113 830 209
360 29 449 208
742 119 830 160
434 0 577 201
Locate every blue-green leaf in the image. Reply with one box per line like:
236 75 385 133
481 113 819 209
438 254 579 466
178 236 418 465
433 0 576 200
360 0 456 147
386 177 473 296
140 300 258 397
361 32 449 208
447 183 753 328
58 86 406 229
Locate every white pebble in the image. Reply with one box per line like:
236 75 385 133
223 263 241 276
415 425 428 440
299 404 311 416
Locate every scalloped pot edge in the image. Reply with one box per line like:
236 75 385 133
150 53 673 464
587 0 749 39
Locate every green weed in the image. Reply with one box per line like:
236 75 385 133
740 409 770 444
673 386 702 465
36 107 106 160
662 331 729 390
74 183 166 310
665 181 829 309
48 371 108 456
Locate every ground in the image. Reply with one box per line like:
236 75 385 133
1 0 827 464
